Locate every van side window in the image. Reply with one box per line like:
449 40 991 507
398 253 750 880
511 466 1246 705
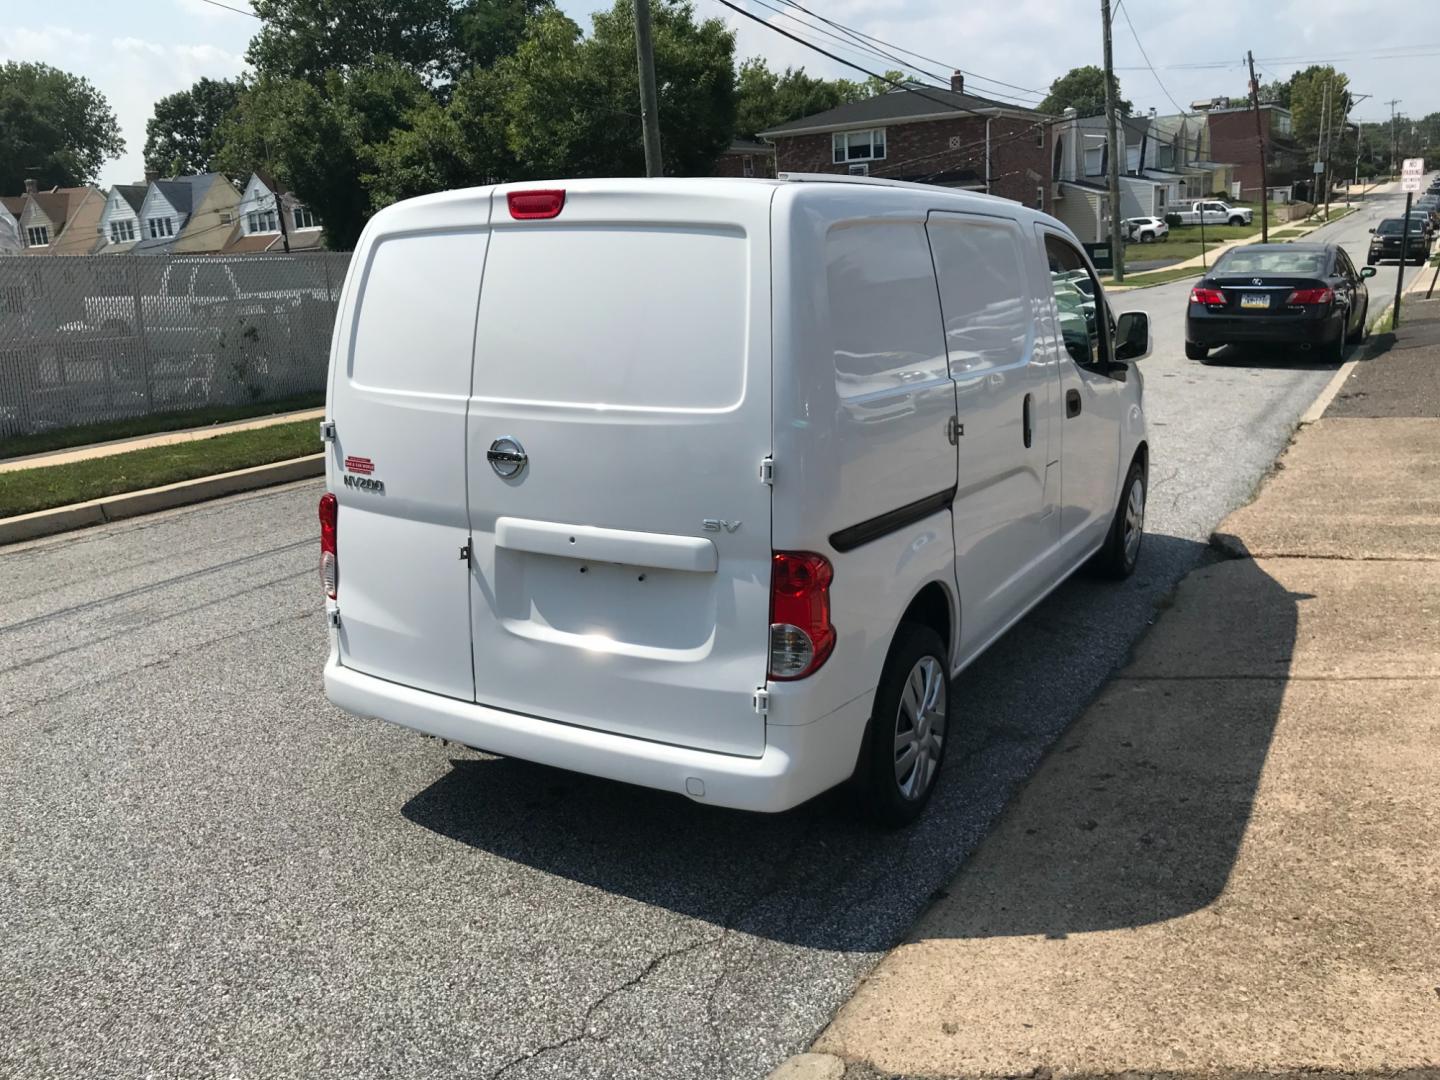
927 215 1033 375
1043 235 1107 369
826 221 948 393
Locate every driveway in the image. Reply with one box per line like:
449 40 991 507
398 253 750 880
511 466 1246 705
0 189 1422 1080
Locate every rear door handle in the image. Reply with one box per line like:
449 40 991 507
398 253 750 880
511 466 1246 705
1022 393 1033 448
1065 389 1082 419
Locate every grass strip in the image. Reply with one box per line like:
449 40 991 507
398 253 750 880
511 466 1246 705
1103 265 1205 289
0 394 324 461
0 419 321 518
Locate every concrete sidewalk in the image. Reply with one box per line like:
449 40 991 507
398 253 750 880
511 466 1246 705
0 406 324 473
797 303 1440 1078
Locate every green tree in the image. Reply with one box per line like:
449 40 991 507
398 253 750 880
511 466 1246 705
246 0 551 84
217 61 432 247
734 58 863 139
1037 65 1130 118
144 77 244 175
1288 65 1349 151
0 61 124 190
482 0 735 178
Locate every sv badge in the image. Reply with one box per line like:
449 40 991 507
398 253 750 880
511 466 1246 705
702 519 742 533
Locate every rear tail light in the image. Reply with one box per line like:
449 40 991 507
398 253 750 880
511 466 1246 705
507 189 565 220
1285 287 1334 305
319 492 338 600
1189 287 1225 305
768 552 835 680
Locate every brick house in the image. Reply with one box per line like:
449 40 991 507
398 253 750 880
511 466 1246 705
712 140 777 179
1204 102 1300 200
758 74 1052 213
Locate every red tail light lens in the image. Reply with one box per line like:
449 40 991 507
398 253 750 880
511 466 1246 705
319 492 338 600
507 189 565 220
1285 287 1334 305
769 552 836 680
1189 287 1225 305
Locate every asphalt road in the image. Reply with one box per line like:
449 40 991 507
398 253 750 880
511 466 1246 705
0 185 1431 1080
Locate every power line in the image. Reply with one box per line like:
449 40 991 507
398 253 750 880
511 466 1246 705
771 0 1045 99
190 0 260 18
1115 3 1188 118
712 0 1019 123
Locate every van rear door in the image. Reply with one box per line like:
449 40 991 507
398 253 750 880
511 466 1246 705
465 183 773 757
326 195 490 701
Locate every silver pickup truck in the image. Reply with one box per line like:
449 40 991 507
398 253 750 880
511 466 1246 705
1170 200 1253 227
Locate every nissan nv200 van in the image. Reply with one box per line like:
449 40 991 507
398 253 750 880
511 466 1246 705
320 176 1152 824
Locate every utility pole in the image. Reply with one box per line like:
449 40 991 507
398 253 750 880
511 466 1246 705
1247 51 1270 242
1386 99 1401 176
633 0 663 177
1317 78 1330 217
1100 0 1125 282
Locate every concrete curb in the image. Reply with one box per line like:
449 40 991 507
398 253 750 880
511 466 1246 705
1301 358 1361 424
0 454 325 546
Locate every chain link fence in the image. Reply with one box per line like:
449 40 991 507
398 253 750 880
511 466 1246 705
0 251 352 440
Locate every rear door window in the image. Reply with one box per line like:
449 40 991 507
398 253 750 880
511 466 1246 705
475 226 748 411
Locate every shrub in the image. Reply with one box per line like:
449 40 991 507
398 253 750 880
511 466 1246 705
1164 213 1183 228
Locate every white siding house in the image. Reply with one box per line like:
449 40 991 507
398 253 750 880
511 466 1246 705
0 198 20 255
224 172 325 252
134 182 188 254
98 185 146 253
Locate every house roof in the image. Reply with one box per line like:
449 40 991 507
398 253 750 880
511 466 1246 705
154 179 195 215
759 86 1041 138
0 196 22 217
1141 169 1188 180
725 139 775 155
224 231 281 254
114 184 147 214
253 169 289 197
1059 178 1110 192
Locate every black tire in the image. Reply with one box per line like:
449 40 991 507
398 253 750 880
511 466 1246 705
1140 231 1154 243
1185 341 1210 360
1229 216 1246 226
1323 318 1347 363
1090 457 1146 580
856 623 950 828
1346 298 1368 345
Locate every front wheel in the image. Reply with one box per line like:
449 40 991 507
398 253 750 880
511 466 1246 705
857 624 950 827
1185 341 1210 360
1140 231 1154 243
1090 458 1146 580
1346 298 1368 345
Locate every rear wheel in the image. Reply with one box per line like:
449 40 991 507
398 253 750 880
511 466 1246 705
1323 316 1347 363
1090 458 1146 580
857 624 949 827
1229 216 1246 226
1185 341 1210 360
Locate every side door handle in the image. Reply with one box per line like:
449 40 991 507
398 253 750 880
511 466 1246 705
1065 389 1082 419
1022 393 1033 448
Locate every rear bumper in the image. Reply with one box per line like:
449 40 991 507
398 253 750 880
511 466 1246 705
325 655 870 814
1187 310 1343 347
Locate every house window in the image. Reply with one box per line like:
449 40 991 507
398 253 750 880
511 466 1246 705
832 128 886 164
247 209 278 233
26 225 51 247
742 155 755 178
110 219 136 243
1036 128 1045 147
148 217 174 239
1036 186 1045 209
292 206 318 230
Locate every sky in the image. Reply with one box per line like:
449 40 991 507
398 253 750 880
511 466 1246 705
3 0 1438 189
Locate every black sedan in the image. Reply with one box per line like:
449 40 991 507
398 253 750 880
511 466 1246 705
1369 217 1432 264
1185 243 1374 363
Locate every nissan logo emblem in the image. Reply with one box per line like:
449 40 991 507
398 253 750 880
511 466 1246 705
487 436 528 479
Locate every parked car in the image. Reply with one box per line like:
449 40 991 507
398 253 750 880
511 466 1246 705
319 177 1153 824
1125 216 1170 243
1368 217 1431 264
1405 210 1435 240
1415 194 1440 226
1170 200 1253 227
1186 242 1373 363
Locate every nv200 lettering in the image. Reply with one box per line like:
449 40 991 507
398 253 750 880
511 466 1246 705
320 175 1152 825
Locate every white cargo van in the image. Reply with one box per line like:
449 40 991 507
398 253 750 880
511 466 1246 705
320 176 1151 824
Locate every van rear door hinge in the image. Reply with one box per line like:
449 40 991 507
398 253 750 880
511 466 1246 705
459 541 471 564
752 686 770 715
759 457 774 485
319 420 337 441
327 609 341 628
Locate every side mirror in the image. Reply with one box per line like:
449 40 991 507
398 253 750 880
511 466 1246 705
1361 265 1377 278
1114 310 1151 362
1368 227 1376 234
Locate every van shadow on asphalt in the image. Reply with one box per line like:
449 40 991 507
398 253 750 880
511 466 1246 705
400 533 1289 950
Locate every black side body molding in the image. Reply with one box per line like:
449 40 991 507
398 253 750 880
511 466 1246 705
828 486 957 553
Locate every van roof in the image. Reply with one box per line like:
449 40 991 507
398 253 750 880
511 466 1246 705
367 177 1070 246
